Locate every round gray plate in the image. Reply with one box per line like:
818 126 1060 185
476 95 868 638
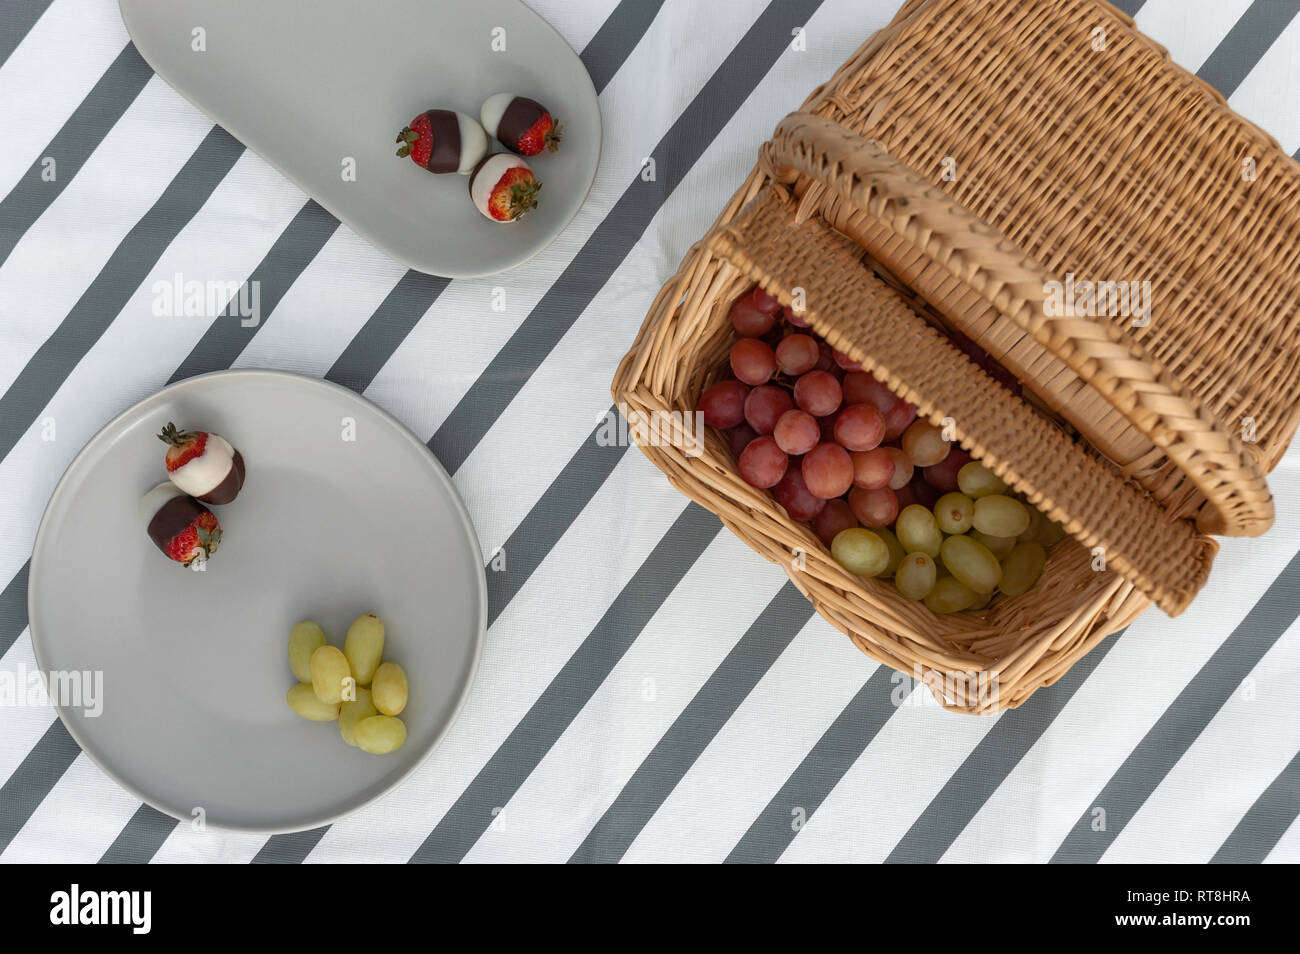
117 0 601 278
29 370 486 833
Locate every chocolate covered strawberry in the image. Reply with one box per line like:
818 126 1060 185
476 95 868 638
158 422 245 505
468 154 541 222
479 94 562 156
395 108 488 175
139 482 222 567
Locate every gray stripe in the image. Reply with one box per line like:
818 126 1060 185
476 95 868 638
1109 0 1147 17
579 0 665 93
0 44 153 268
409 504 721 863
169 200 340 383
257 0 812 864
1196 0 1300 97
324 271 449 393
0 125 245 463
0 559 28 658
719 0 1296 868
0 0 53 67
1051 553 1300 863
727 666 911 864
1212 748 1300 864
252 826 329 863
0 719 80 855
570 581 813 863
99 804 176 864
429 0 827 475
91 0 655 868
484 416 625 626
884 632 1123 863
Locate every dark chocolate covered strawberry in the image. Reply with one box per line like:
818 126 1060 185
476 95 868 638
158 423 245 505
139 483 222 567
395 109 488 175
479 94 562 156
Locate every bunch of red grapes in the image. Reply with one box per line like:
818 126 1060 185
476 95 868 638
699 285 1059 613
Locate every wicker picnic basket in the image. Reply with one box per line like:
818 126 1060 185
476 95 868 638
611 0 1300 713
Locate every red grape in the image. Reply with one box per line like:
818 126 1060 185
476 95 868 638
730 295 776 337
773 409 820 455
772 464 827 521
901 419 950 467
744 385 794 435
882 400 917 440
815 340 837 372
728 423 758 458
818 410 839 443
841 371 894 412
802 442 854 499
699 380 749 428
731 338 776 385
910 477 940 509
922 446 971 493
793 370 842 417
752 286 782 314
775 334 819 375
833 403 886 451
813 498 858 546
849 485 900 527
883 446 913 489
832 349 861 371
738 436 788 489
785 305 812 328
894 483 919 509
850 446 895 489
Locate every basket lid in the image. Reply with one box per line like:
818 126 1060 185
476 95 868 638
713 186 1216 615
787 0 1300 538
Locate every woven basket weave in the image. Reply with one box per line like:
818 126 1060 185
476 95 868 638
611 0 1300 713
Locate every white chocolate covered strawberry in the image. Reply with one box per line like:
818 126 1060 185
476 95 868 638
158 423 245 505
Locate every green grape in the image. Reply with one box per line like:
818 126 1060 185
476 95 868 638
831 528 890 577
939 534 1002 595
933 492 974 534
874 526 907 576
895 552 937 600
972 529 1017 560
895 504 942 557
934 552 951 577
969 591 994 610
1018 505 1045 543
1041 521 1066 545
924 576 978 614
1000 541 1047 596
957 461 1008 498
972 494 1031 537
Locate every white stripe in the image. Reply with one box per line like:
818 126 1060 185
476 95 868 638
0 631 56 790
1102 617 1300 862
0 0 130 194
233 227 408 375
462 532 787 863
0 150 309 591
939 451 1300 863
1133 0 1255 74
0 755 141 862
0 77 214 395
1264 814 1300 862
149 825 271 864
360 0 764 442
622 618 866 863
1228 11 1300 154
304 452 692 861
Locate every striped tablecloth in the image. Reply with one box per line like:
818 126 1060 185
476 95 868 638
1 0 1298 865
